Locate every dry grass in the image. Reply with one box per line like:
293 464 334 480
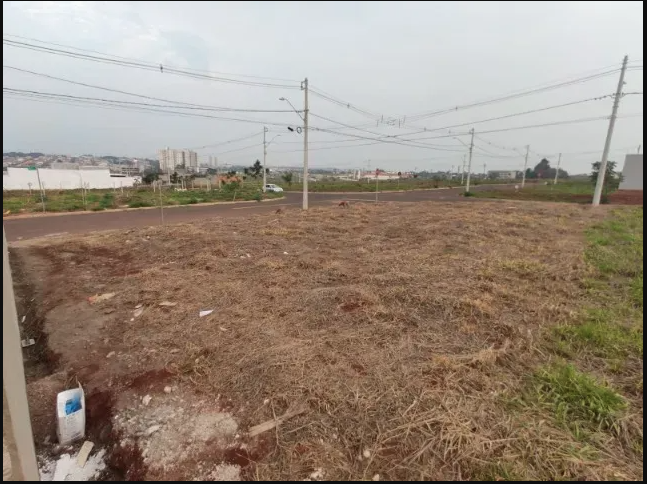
16 201 642 481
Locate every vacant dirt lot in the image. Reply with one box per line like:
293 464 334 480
10 200 642 480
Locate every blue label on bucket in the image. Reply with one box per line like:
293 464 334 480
65 395 82 415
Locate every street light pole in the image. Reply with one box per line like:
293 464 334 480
465 129 475 194
302 77 309 210
262 127 268 192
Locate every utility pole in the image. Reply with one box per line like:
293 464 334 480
302 78 309 210
461 154 466 185
262 126 268 192
554 153 562 184
593 55 629 206
483 163 487 177
215 156 221 190
521 145 530 188
465 129 475 193
375 169 379 202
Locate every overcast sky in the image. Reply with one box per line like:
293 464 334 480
2 1 644 173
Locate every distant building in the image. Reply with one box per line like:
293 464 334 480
53 162 80 170
619 154 643 191
488 170 518 180
158 148 199 173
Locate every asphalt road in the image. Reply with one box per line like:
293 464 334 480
3 185 507 242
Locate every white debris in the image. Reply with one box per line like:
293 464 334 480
372 474 381 481
309 468 325 481
283 251 289 255
40 449 106 481
21 315 26 323
76 441 95 468
133 307 145 318
158 301 177 307
106 351 116 359
246 254 251 258
142 395 152 406
263 399 270 405
145 425 161 437
219 327 228 332
363 449 371 459
199 309 214 318
164 386 173 394
135 303 143 309
21 338 36 348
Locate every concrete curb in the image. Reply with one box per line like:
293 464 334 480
2 195 285 220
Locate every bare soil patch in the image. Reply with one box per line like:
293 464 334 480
10 200 641 480
609 189 643 205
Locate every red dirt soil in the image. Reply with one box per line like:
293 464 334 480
609 190 643 205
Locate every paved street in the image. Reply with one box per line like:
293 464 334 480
3 185 508 242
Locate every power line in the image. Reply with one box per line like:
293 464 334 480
402 94 616 137
403 69 624 123
3 38 301 90
309 86 381 119
3 33 301 83
188 131 261 150
2 69 301 113
2 89 296 127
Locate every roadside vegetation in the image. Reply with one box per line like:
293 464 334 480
283 177 510 193
2 183 281 214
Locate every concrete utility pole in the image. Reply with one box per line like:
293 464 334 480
302 78 310 210
465 129 475 193
3 229 40 481
593 55 629 207
262 126 268 192
461 154 466 185
554 153 562 184
521 145 530 188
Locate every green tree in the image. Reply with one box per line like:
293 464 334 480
170 172 180 184
281 172 294 187
245 160 264 179
591 161 622 190
142 172 159 185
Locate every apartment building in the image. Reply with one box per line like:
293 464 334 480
158 148 199 173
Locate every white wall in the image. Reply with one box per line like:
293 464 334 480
619 154 643 191
2 168 140 190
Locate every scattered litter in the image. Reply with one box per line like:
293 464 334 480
164 386 173 394
158 301 177 307
133 307 145 318
106 351 116 359
21 315 26 323
170 349 180 354
135 303 143 309
57 384 85 445
283 251 289 255
87 293 115 305
21 338 36 348
142 395 152 407
246 254 251 258
249 404 307 437
199 309 214 318
40 449 106 482
145 425 161 437
76 441 95 468
372 474 381 481
219 327 228 332
363 449 372 459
